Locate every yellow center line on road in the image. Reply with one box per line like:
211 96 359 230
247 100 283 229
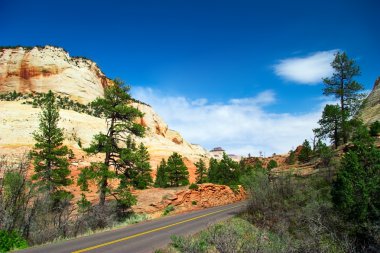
72 204 243 253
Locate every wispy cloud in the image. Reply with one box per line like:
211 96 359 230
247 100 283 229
133 87 326 156
274 50 338 85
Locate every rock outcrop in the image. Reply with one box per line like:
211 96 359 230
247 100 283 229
132 183 246 217
358 77 380 124
0 46 112 104
0 46 210 180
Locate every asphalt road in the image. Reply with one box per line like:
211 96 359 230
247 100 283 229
19 201 246 253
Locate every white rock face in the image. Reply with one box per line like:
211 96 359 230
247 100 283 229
0 101 209 172
0 46 112 104
0 46 210 174
359 77 380 124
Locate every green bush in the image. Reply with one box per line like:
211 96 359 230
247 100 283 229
159 218 287 253
163 205 175 216
286 150 296 165
191 201 197 206
229 184 240 194
266 159 278 170
188 183 199 190
369 120 380 137
0 230 28 252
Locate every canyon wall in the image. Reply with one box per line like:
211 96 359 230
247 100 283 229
0 46 210 181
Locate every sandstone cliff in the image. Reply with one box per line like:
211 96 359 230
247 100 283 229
0 46 210 181
358 77 380 124
0 46 112 104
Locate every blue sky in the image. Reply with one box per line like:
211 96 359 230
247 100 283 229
1 0 379 155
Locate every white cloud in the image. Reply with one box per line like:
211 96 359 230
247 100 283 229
274 50 338 84
133 87 326 156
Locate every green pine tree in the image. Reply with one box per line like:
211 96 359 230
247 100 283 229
121 140 152 190
208 153 239 185
31 90 73 204
167 152 189 187
154 159 169 188
298 139 312 163
286 150 296 165
77 79 144 207
332 124 380 224
194 159 207 184
207 158 219 183
323 52 364 144
314 104 342 148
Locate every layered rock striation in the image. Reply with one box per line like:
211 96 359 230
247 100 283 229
0 46 210 181
359 77 380 124
0 46 112 104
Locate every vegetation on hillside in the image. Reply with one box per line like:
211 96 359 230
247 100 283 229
158 52 380 253
0 81 154 251
30 91 73 206
153 152 189 187
77 79 148 211
0 90 150 117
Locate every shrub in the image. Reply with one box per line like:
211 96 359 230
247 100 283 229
229 184 240 194
0 230 28 252
266 159 278 170
159 218 287 253
170 234 209 253
286 150 296 165
188 183 199 190
163 205 175 216
191 201 197 206
369 120 380 137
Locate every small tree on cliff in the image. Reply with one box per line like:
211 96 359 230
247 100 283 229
77 79 145 207
194 159 207 184
167 153 189 187
154 159 168 188
298 139 312 163
31 90 73 205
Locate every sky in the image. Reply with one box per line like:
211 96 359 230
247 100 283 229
1 0 379 156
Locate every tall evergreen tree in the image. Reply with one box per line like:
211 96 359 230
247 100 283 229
154 159 168 188
208 153 239 185
194 159 207 184
77 79 145 207
314 104 342 148
167 152 189 187
332 124 380 225
217 153 240 185
31 90 72 203
323 52 364 144
131 143 152 189
119 137 152 190
207 158 219 183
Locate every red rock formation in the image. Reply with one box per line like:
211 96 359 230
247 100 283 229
132 183 246 217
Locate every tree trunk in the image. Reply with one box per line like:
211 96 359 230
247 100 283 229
334 119 339 149
99 176 108 206
340 75 347 144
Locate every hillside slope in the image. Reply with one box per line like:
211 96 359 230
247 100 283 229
0 46 210 181
358 77 380 124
